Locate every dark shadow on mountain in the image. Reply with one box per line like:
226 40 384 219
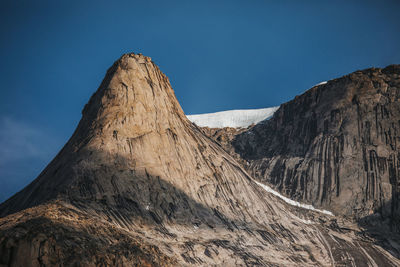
0 146 240 232
0 212 176 266
231 77 348 161
0 147 307 266
1 146 400 265
357 194 400 259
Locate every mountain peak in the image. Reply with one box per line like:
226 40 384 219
0 53 188 217
1 58 399 266
76 52 188 148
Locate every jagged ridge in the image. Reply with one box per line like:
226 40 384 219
233 65 400 224
0 54 399 266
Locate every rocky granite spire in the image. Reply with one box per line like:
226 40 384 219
0 54 399 266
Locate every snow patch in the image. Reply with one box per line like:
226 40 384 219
253 179 334 216
315 81 327 86
187 107 279 128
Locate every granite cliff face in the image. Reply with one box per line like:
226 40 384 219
230 66 400 229
0 54 399 266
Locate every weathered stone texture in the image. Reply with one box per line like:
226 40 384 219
0 55 399 266
232 65 400 228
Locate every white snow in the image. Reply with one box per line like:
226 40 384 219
187 107 334 217
187 107 279 128
253 179 334 216
315 81 327 86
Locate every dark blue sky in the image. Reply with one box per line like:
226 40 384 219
1 0 400 202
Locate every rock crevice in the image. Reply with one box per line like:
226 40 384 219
0 55 399 266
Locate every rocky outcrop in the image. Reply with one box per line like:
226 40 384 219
0 203 176 267
232 65 400 230
0 54 399 266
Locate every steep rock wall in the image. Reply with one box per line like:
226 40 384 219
1 55 399 266
233 65 400 228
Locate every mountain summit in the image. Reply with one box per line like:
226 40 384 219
0 54 399 266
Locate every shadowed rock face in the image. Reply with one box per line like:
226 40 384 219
230 65 400 227
1 54 399 266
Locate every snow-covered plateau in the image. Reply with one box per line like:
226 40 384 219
187 107 279 128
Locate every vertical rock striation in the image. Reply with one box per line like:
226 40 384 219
0 55 399 266
233 65 400 229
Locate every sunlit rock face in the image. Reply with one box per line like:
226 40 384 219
0 54 399 266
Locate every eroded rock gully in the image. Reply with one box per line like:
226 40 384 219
231 66 400 223
199 65 400 260
0 54 399 266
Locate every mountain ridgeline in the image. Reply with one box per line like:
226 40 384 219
0 54 399 266
231 66 400 227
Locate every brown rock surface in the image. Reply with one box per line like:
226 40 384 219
0 54 399 266
230 65 400 228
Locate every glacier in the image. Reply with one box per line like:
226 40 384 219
187 107 279 128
